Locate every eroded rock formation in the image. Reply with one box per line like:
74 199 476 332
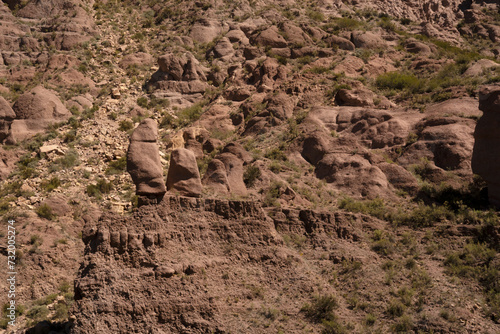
166 148 202 197
127 119 166 198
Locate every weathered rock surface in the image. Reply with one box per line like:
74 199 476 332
71 196 362 333
127 119 166 197
13 86 70 120
472 85 500 207
4 86 71 143
166 148 202 197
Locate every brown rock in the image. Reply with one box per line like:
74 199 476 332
217 153 247 196
324 35 355 51
166 148 202 197
301 131 332 165
221 143 253 165
0 96 15 120
351 31 387 49
13 86 70 120
280 22 313 45
207 37 234 59
335 88 375 107
464 59 500 77
119 52 154 69
127 119 166 196
263 93 295 121
203 159 230 194
252 26 287 48
40 194 71 217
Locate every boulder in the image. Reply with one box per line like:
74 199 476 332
190 19 222 43
166 148 202 197
216 152 247 196
464 59 500 77
0 96 15 142
206 37 234 59
472 85 500 207
351 31 387 49
40 194 71 217
6 86 71 143
203 159 230 194
405 40 431 54
324 35 355 51
13 86 70 120
335 88 375 107
263 93 295 121
280 22 313 45
119 52 154 69
127 119 166 197
251 26 287 48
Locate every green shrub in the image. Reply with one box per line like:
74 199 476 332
392 315 413 332
27 305 49 322
365 313 376 326
175 101 206 128
263 181 283 207
376 72 422 91
40 177 61 192
338 197 388 220
50 149 79 171
321 317 347 334
307 9 325 22
36 204 55 220
387 300 406 317
86 179 113 198
302 295 338 323
265 147 287 161
106 157 127 175
243 165 261 187
323 18 362 31
119 120 134 131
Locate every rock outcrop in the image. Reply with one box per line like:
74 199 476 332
147 52 209 108
6 86 71 144
127 119 166 198
166 148 202 197
472 85 500 207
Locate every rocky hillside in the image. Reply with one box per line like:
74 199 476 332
0 0 499 333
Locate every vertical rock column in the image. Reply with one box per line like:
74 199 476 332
127 119 166 203
472 85 500 207
166 148 202 197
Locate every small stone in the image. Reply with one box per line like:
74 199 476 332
111 88 121 99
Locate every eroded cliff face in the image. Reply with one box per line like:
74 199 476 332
71 196 363 333
68 195 500 334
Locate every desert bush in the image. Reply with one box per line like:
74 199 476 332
323 18 362 32
175 101 206 128
302 295 338 323
338 197 388 220
36 204 55 220
106 157 127 175
26 305 49 322
387 299 406 317
263 181 283 207
16 154 39 179
40 177 61 192
243 165 261 187
50 149 79 171
444 242 499 321
119 120 134 131
86 179 113 198
376 72 423 91
392 315 413 332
